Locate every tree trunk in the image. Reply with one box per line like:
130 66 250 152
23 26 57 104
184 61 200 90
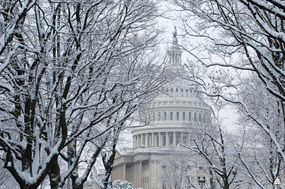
72 183 83 189
20 185 38 189
209 168 215 189
102 138 118 189
223 176 230 189
49 156 61 189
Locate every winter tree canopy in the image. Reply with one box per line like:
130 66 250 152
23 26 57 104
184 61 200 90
0 0 166 188
171 0 285 188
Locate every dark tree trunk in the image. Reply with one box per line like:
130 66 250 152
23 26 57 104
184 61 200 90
223 176 230 189
72 183 83 189
49 156 61 189
20 185 38 189
102 139 118 189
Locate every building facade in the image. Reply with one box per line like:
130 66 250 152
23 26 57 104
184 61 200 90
111 31 213 189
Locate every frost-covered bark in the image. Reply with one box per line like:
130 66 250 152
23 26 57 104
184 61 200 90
0 0 164 188
101 127 120 189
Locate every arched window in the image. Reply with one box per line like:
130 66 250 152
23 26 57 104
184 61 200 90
176 112 179 120
170 112 173 120
164 112 167 120
188 112 191 121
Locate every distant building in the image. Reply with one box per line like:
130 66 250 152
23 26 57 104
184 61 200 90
111 29 213 189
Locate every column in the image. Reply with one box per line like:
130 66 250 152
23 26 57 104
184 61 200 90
166 132 169 146
152 133 155 146
141 134 143 146
137 161 142 187
115 165 118 180
137 162 140 187
137 135 140 146
156 133 159 146
122 164 126 180
136 136 138 147
133 136 136 148
159 132 162 146
174 132 177 146
134 162 137 186
146 134 148 145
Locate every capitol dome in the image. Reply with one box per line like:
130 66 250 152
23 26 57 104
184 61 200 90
112 29 212 189
133 28 211 152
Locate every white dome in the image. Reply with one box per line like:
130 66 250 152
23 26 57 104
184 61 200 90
132 32 211 151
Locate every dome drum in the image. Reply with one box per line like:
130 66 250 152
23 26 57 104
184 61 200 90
132 131 194 150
